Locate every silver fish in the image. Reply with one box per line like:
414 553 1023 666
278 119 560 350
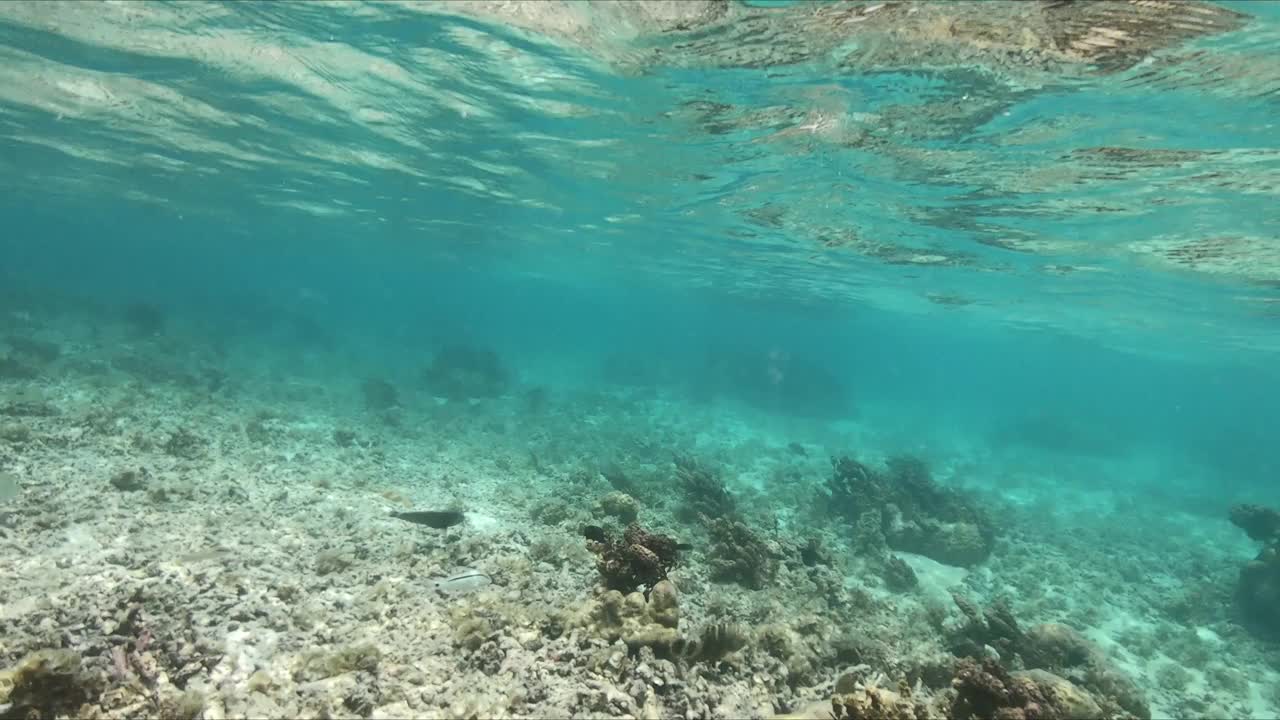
430 569 492 596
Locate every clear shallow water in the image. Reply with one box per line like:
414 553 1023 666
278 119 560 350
4 3 1280 717
0 5 1278 499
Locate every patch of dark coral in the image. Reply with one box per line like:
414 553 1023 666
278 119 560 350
883 555 918 592
827 454 995 567
586 522 683 594
673 453 736 521
1228 503 1280 641
0 355 38 380
946 596 1151 720
361 377 399 411
0 649 105 720
1229 503 1280 544
705 516 778 590
422 344 509 401
948 593 1023 661
798 536 830 568
122 302 165 337
523 386 550 414
6 336 61 364
950 656 1058 720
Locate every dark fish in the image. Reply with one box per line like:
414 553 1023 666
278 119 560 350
390 510 465 529
675 542 694 551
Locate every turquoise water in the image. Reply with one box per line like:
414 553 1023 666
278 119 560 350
2 1 1280 718
2 2 1278 475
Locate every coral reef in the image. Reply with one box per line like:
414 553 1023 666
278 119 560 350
597 491 640 523
950 656 1058 720
1229 503 1280 639
798 536 833 568
0 296 1271 720
1019 623 1095 670
948 594 1024 661
706 516 779 589
1230 503 1280 543
830 674 933 720
570 579 748 668
572 581 681 652
828 455 995 567
883 555 919 593
673 453 736 520
422 344 509 400
361 377 399 411
947 596 1150 720
586 522 683 593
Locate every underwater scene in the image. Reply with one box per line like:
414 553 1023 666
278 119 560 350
2 0 1280 718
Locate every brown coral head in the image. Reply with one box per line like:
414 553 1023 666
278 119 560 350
624 523 681 564
630 543 662 572
1230 504 1280 543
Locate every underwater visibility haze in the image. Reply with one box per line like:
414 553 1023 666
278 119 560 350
2 1 1280 718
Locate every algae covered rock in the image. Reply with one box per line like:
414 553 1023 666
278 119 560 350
1229 503 1280 640
1237 546 1280 638
828 455 995 567
1021 622 1095 669
0 649 103 720
1015 669 1104 719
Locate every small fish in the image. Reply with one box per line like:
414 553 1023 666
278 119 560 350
390 510 465 529
676 542 694 551
430 569 492 596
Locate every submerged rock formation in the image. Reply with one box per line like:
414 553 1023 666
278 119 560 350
828 454 995 567
1229 503 1280 640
